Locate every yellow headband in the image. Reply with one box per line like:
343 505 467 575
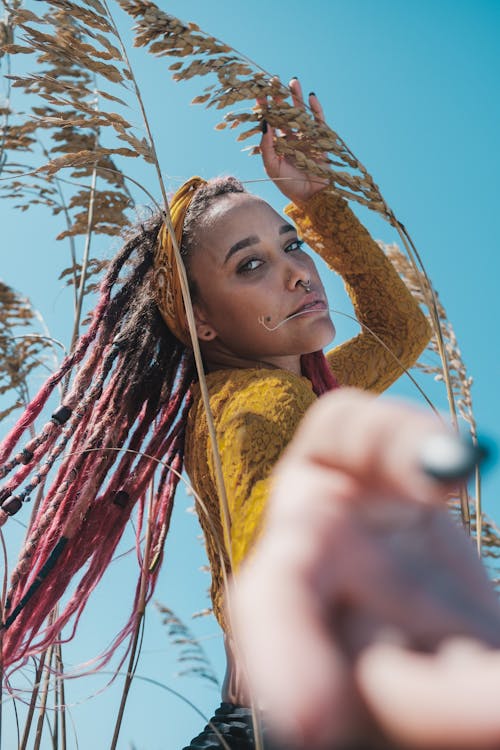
154 176 207 346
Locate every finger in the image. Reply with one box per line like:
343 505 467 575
268 78 288 141
357 639 500 749
289 76 305 109
336 559 500 655
281 387 457 505
255 92 269 132
271 478 500 653
417 509 500 635
230 465 360 746
347 508 500 647
259 119 281 180
265 455 500 657
230 543 358 749
270 74 284 104
309 91 326 123
255 91 268 110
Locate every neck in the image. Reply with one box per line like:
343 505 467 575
202 346 303 376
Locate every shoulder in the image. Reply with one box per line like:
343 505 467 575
188 368 317 441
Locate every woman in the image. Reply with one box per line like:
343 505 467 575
0 79 440 745
179 80 430 747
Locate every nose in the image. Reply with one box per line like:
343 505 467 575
283 254 312 292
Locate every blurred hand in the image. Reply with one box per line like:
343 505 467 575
229 388 500 749
259 77 330 204
358 637 500 750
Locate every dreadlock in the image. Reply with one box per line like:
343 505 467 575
0 175 337 674
0 210 195 672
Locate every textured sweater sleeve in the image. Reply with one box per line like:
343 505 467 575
207 374 316 571
285 190 431 393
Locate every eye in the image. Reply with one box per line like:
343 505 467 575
237 258 264 274
285 239 304 253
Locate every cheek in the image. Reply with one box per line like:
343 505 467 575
205 287 285 349
209 278 278 317
217 292 272 332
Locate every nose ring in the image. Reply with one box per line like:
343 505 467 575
298 279 311 292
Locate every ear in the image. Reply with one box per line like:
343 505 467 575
193 303 217 342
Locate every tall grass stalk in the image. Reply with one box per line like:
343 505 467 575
33 643 55 750
109 481 154 750
0 2 491 747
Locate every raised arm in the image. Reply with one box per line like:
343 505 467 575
260 77 431 394
286 190 431 392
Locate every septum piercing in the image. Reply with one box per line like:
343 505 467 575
298 279 311 292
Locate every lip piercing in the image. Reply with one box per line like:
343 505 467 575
298 279 311 292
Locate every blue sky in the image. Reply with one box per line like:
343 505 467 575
1 1 499 747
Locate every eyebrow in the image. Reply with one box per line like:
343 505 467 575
223 223 296 265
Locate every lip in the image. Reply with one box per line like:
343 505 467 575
288 295 328 318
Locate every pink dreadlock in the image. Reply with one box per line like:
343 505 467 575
0 176 337 674
0 211 195 673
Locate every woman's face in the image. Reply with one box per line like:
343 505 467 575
188 192 335 368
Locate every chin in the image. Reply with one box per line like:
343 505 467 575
323 320 336 346
304 320 336 352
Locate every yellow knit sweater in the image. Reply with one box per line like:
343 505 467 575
184 188 430 630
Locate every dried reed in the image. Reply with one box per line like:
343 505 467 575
0 2 491 749
156 602 220 688
0 282 54 423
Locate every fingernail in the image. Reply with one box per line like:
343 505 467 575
309 91 316 97
419 433 492 483
261 119 268 134
291 76 298 80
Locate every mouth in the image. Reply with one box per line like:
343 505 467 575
288 296 328 318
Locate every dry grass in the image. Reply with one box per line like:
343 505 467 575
382 241 481 535
0 281 56 423
0 1 492 748
156 603 220 688
383 242 476 434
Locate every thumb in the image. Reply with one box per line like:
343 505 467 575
357 639 500 749
259 119 280 179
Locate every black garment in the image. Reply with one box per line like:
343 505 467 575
182 701 386 749
181 702 282 749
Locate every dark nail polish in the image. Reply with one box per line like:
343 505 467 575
419 434 492 483
291 76 298 80
309 91 316 97
261 119 268 134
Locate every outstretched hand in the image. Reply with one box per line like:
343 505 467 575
259 77 330 204
229 388 500 749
